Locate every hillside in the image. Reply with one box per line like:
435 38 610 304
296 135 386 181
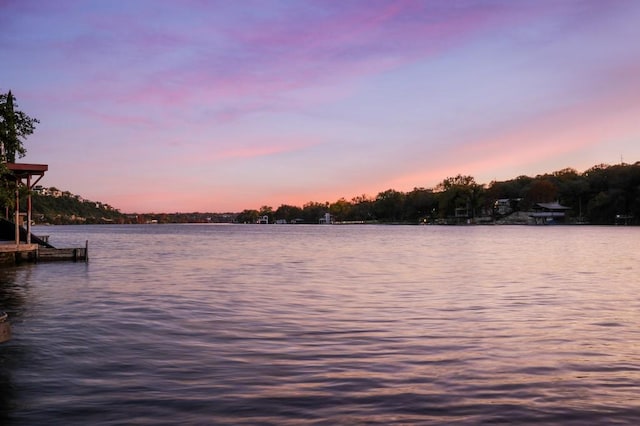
28 187 128 224
26 187 236 224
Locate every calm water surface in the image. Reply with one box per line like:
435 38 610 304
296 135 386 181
1 224 639 424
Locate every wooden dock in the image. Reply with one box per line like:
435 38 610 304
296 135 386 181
0 242 39 264
37 244 88 262
0 241 88 265
0 219 88 265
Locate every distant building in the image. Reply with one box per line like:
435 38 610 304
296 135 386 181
319 212 332 224
529 202 570 224
615 214 634 226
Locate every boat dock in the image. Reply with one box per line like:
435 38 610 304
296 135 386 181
0 240 88 265
37 243 89 262
0 242 39 264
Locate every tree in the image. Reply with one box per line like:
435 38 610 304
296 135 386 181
329 198 352 222
374 189 406 222
301 201 327 223
524 178 557 205
258 205 274 223
405 187 438 222
350 194 374 222
0 90 39 163
274 204 303 223
436 175 484 220
236 209 259 223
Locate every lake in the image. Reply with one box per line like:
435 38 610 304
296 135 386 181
1 224 639 424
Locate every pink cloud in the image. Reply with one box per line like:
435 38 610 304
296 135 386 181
9 0 570 136
199 137 323 163
81 110 155 128
37 0 540 125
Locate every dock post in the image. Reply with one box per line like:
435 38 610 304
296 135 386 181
27 175 32 244
14 189 19 245
85 240 89 263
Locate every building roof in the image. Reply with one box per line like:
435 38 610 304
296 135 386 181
5 162 48 176
535 202 570 210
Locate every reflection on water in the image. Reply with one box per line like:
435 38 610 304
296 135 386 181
0 266 33 423
1 224 639 424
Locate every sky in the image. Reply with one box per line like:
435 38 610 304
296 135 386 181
2 0 640 213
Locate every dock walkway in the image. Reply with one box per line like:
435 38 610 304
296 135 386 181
0 242 39 264
0 218 88 265
0 242 88 265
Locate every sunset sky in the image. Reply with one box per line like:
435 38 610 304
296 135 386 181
2 0 639 213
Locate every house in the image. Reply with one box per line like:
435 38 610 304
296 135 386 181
529 202 570 224
615 214 634 225
494 198 522 216
319 212 332 224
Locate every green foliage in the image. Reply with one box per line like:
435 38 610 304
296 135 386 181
28 191 127 224
301 201 328 223
0 90 40 210
0 91 39 163
435 175 484 220
274 204 303 223
329 198 352 222
0 163 15 210
404 188 438 222
374 189 406 222
348 195 374 222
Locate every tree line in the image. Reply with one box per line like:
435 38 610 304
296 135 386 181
236 162 640 225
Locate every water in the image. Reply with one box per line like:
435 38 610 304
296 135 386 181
1 224 639 425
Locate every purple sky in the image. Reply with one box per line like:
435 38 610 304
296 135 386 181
2 0 639 213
